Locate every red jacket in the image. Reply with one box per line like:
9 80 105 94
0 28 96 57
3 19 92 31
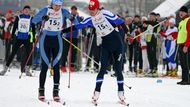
3 17 14 40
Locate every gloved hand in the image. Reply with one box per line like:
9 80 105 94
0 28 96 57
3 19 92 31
79 16 84 22
128 37 134 44
69 14 75 22
42 15 49 21
167 35 173 40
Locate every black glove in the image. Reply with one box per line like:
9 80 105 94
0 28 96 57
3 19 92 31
79 16 84 22
69 14 75 22
62 25 77 34
42 15 49 21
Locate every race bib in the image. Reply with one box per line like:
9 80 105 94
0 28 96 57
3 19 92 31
44 8 63 31
18 18 31 33
92 11 114 37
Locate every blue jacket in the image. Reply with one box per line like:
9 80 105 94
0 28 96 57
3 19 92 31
12 14 35 40
32 6 70 36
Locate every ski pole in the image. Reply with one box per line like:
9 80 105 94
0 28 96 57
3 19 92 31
133 19 167 39
86 28 95 68
19 20 46 79
68 21 73 88
174 45 179 61
62 35 132 89
124 83 132 90
62 35 100 66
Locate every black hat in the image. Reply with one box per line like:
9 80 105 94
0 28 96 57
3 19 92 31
156 13 160 16
23 5 31 10
134 14 140 18
149 12 156 16
71 5 77 10
179 6 188 13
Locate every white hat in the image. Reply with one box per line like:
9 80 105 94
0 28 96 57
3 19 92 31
169 18 176 25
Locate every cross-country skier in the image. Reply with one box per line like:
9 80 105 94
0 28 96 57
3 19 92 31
0 6 35 76
32 0 70 101
61 0 128 104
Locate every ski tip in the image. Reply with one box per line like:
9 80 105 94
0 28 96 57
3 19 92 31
118 101 129 106
62 101 66 105
92 100 98 106
47 101 50 105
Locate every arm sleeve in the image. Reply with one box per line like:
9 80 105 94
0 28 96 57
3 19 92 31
11 16 19 35
103 10 124 24
31 23 36 41
75 17 93 29
185 19 190 47
62 25 77 34
30 17 36 37
32 7 48 24
120 22 128 34
62 17 93 34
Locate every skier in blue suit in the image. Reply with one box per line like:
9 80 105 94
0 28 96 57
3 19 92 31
32 0 70 101
62 0 128 103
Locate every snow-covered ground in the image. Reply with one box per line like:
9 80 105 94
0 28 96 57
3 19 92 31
0 64 190 107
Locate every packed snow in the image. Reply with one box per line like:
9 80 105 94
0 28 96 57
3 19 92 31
0 64 190 107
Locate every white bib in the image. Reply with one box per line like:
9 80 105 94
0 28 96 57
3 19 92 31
92 11 114 37
44 8 63 31
18 17 31 33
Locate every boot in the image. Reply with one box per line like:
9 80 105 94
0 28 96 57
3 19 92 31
165 70 172 76
118 91 126 101
70 67 75 72
38 88 45 101
61 66 67 72
171 69 178 77
152 70 158 77
129 66 132 72
53 89 60 102
25 66 32 76
0 65 8 76
137 69 144 77
92 91 100 101
145 70 153 77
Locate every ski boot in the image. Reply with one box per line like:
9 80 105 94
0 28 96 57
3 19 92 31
38 88 45 101
118 91 129 106
92 91 100 101
118 91 126 101
25 66 32 76
53 89 60 102
92 91 100 106
0 65 8 76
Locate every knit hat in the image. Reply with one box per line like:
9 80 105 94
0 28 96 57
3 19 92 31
149 12 156 16
88 0 100 10
23 5 31 10
169 18 176 25
51 0 63 5
6 10 13 14
179 6 188 13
